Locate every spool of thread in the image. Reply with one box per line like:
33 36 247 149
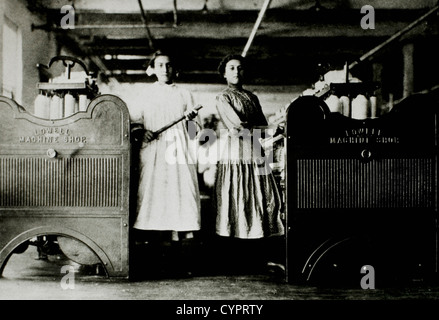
49 94 62 119
339 96 350 117
325 95 342 113
64 93 75 117
34 93 50 118
74 99 79 113
369 96 377 118
79 95 88 112
351 94 369 119
58 95 64 118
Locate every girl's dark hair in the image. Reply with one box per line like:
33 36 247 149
147 49 176 69
217 54 246 76
145 49 181 78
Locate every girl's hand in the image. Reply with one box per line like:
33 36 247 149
143 129 157 143
229 124 251 138
240 121 249 129
184 109 198 121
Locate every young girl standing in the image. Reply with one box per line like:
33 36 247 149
213 54 285 274
130 50 201 278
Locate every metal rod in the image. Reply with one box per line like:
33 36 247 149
242 0 272 57
41 24 173 30
173 0 179 27
90 55 110 72
350 4 439 69
153 105 203 138
137 0 155 50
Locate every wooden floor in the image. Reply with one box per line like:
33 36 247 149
1 244 439 301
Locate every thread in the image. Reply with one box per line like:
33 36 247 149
74 99 79 113
370 96 377 118
34 92 50 118
339 96 350 117
351 94 369 119
79 95 88 112
49 94 63 119
325 95 342 113
64 92 75 117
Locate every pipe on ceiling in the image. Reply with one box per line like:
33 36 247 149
349 4 439 69
241 0 272 57
137 0 155 50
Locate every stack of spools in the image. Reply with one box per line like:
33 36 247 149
325 92 377 119
34 91 90 120
351 94 378 119
34 91 51 118
324 94 344 115
33 56 98 120
49 93 63 119
313 69 378 120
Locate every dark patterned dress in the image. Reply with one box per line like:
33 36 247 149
214 87 284 239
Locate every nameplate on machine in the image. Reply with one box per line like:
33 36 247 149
329 127 400 144
19 127 87 144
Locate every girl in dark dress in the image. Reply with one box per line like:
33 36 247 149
213 54 285 274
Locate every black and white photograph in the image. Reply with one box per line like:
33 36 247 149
0 0 439 312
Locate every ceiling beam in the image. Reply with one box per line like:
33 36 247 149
31 4 439 86
41 8 436 39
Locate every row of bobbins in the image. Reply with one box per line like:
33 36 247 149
324 93 378 119
34 90 91 119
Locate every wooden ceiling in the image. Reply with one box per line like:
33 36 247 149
27 0 439 86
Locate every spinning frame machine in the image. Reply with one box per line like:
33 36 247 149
1 4 439 283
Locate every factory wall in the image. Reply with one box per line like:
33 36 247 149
0 0 58 110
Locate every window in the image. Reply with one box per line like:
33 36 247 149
2 16 22 104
